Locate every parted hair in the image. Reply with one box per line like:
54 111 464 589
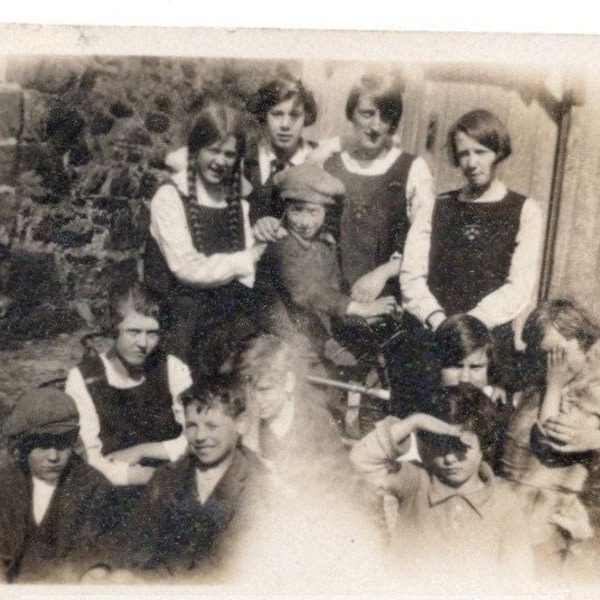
107 280 162 336
447 109 512 167
434 314 496 368
345 73 404 133
246 73 317 127
185 102 246 254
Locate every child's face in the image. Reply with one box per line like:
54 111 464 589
27 438 74 484
115 309 160 367
420 430 483 489
251 369 295 423
196 135 238 187
440 347 489 389
541 324 587 376
185 401 241 468
266 96 306 155
351 94 394 156
285 201 326 241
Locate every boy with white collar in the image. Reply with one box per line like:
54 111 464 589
0 388 117 582
239 334 352 496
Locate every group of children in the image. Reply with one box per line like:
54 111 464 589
3 286 600 587
1 69 600 589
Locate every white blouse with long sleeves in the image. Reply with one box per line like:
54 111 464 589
65 353 192 486
149 168 257 289
400 179 544 330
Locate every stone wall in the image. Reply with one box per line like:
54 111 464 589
0 55 295 339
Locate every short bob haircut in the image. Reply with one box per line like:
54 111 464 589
179 375 246 419
418 383 501 465
106 280 163 337
434 314 496 368
246 74 318 127
345 73 404 134
522 298 600 355
187 102 245 159
447 109 512 167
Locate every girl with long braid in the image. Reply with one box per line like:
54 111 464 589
145 102 266 376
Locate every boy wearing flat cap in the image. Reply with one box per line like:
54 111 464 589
0 388 118 583
257 163 397 355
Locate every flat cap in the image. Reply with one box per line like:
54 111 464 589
274 163 345 206
3 388 80 438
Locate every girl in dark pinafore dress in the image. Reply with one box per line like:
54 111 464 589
144 102 266 377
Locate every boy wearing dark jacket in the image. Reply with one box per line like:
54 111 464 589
0 388 118 583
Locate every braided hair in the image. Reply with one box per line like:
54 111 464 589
184 103 246 254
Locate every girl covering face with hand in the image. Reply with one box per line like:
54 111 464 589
500 298 600 573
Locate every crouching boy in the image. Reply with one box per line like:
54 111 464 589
116 375 271 580
0 388 118 583
350 383 535 589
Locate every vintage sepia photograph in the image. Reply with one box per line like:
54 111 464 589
1 19 600 598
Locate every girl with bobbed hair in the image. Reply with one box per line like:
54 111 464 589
397 314 508 469
244 73 320 225
145 101 265 376
446 109 512 167
399 109 544 407
323 72 434 305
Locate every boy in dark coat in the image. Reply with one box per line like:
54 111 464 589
0 388 118 583
115 375 271 580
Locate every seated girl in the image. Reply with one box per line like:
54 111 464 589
395 313 508 468
65 281 192 486
144 101 265 377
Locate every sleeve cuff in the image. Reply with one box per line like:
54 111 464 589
162 436 188 462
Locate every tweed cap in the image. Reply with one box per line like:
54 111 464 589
3 388 80 438
274 164 345 205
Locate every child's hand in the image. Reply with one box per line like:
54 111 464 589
541 413 600 453
408 413 462 438
253 217 287 243
485 385 508 406
348 296 396 319
546 346 573 389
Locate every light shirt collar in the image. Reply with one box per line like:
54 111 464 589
340 146 401 176
100 352 146 389
427 462 494 517
258 140 312 185
32 476 58 525
268 398 296 439
170 167 228 208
